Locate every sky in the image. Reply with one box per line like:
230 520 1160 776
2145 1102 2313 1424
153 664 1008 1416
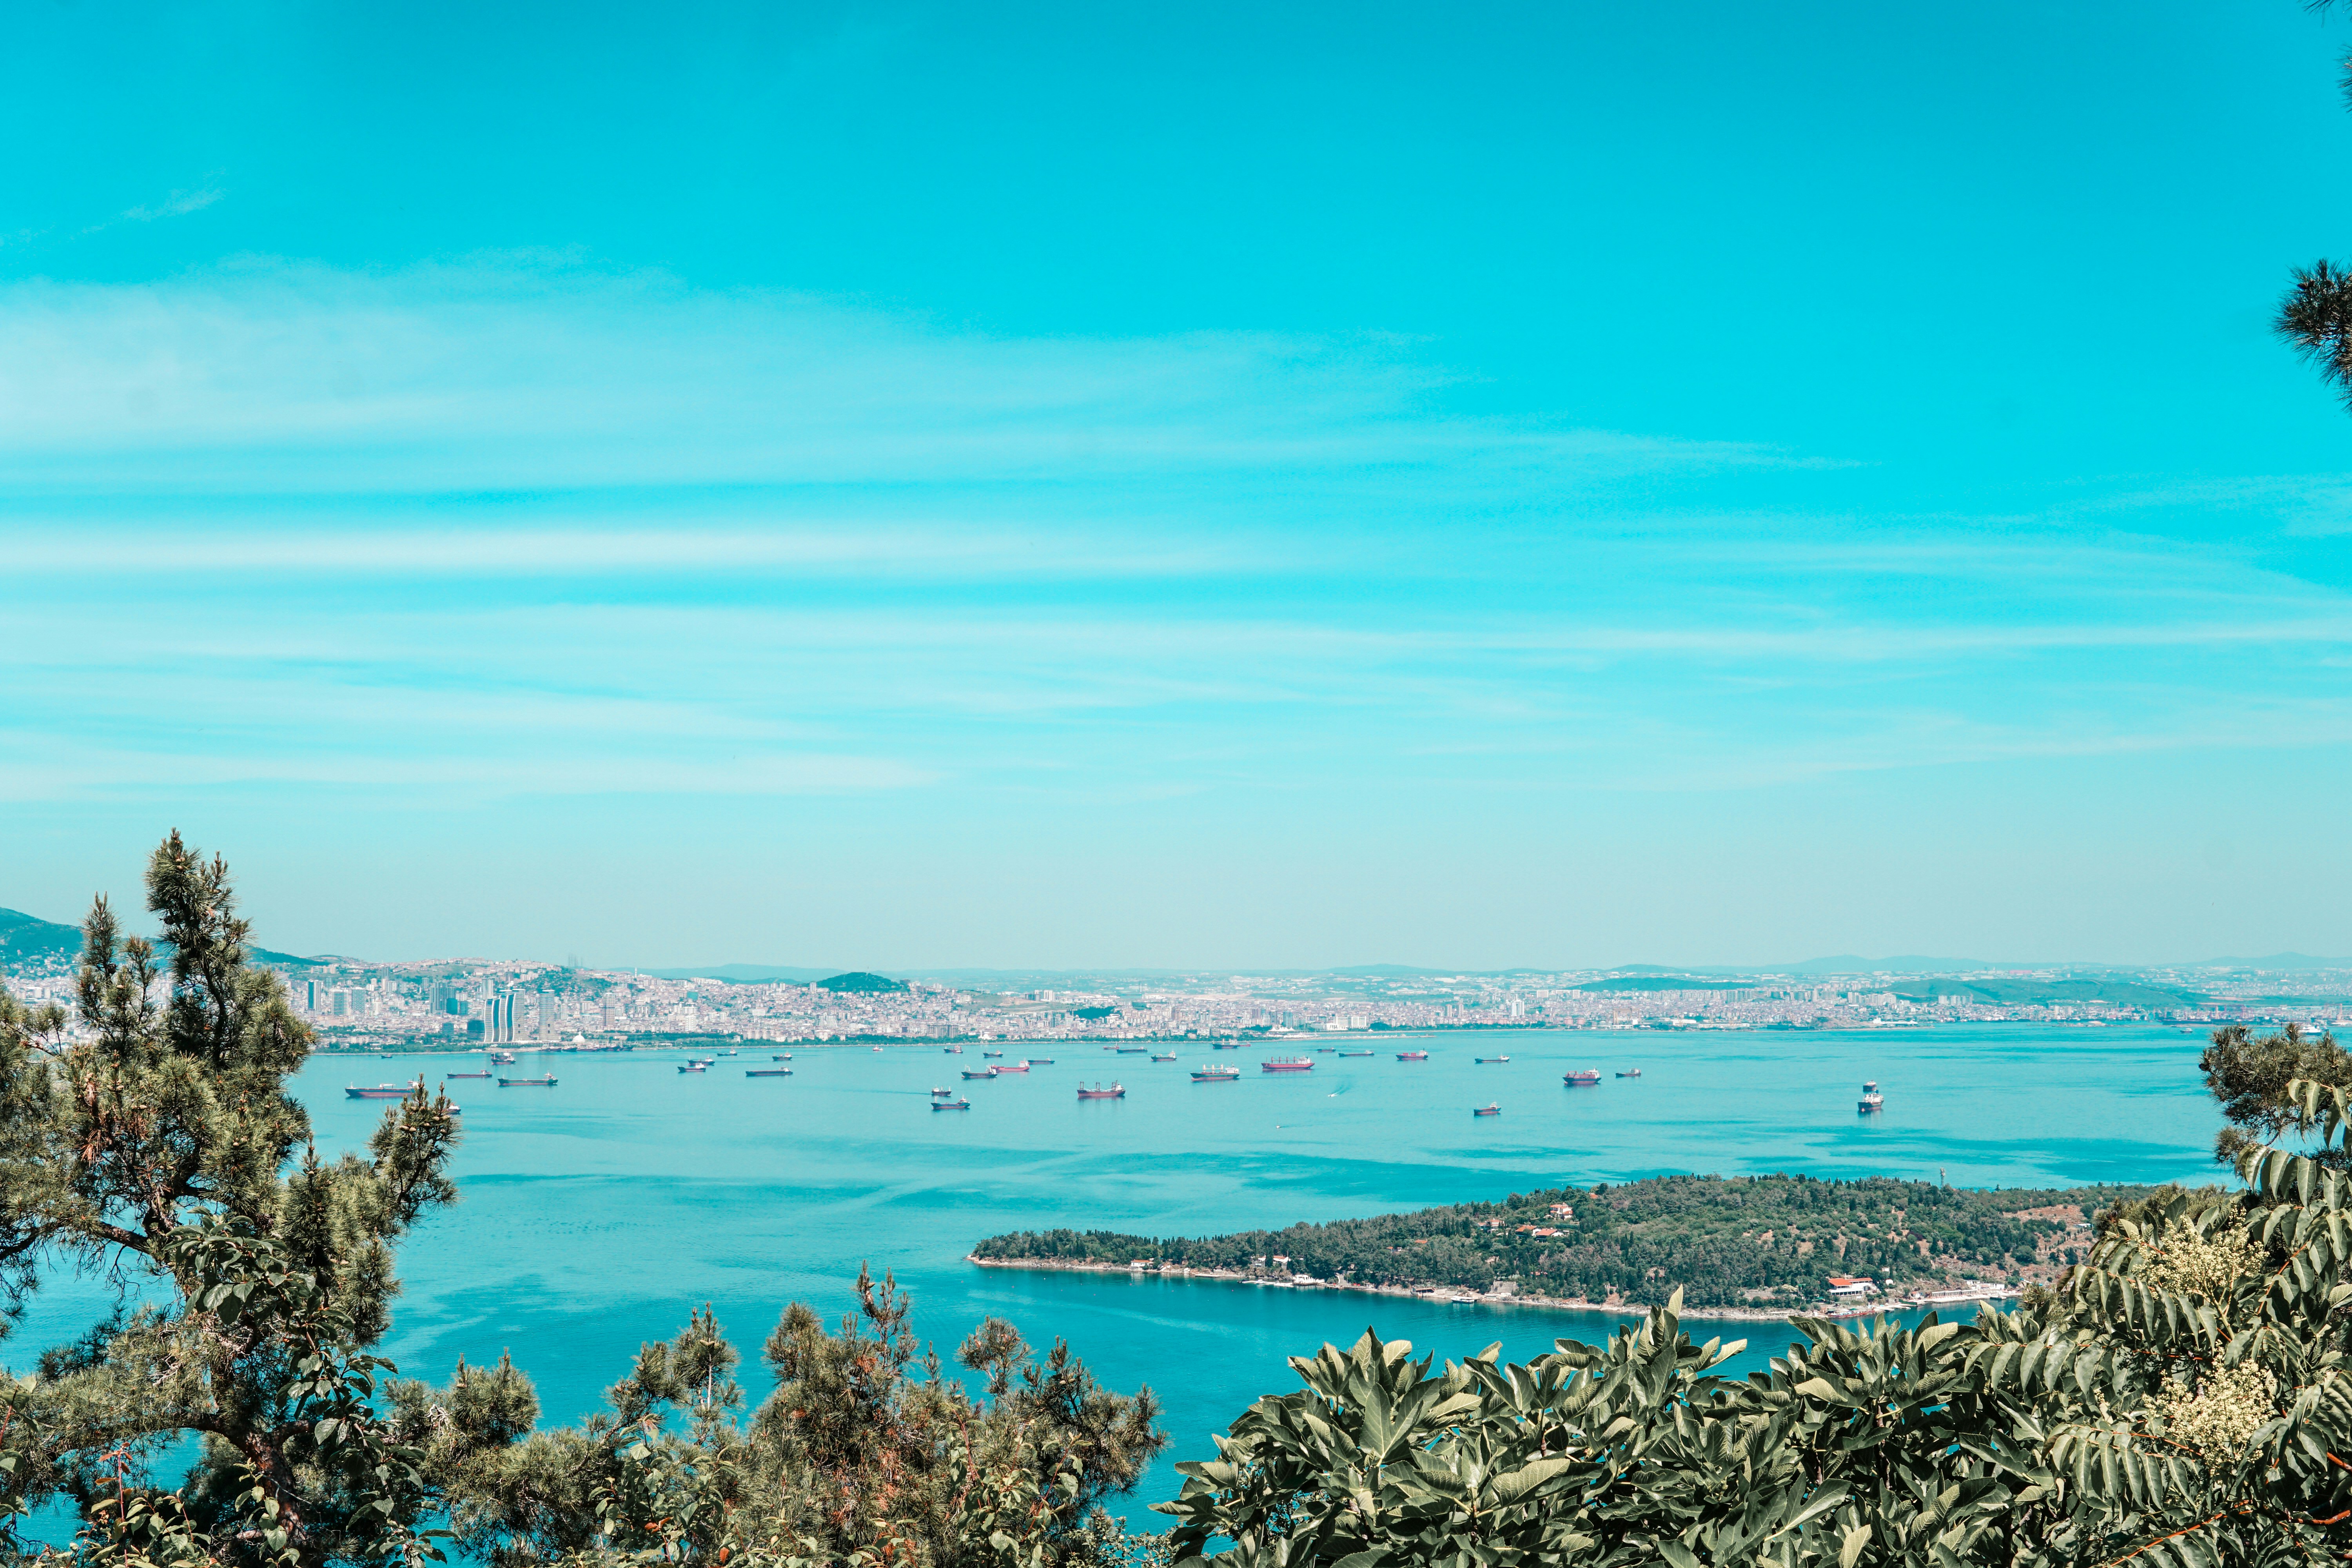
7 0 2352 970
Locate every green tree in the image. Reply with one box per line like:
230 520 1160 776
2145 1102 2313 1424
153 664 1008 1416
2199 1021 2352 1169
0 831 464 1564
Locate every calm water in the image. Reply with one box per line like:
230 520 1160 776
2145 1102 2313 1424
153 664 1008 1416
23 1023 2223 1530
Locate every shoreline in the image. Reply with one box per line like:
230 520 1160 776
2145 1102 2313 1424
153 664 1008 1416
964 1253 1991 1325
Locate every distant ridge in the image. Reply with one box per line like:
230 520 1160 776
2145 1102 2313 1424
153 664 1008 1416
1327 963 1453 977
643 964 839 983
2192 953 2352 969
1 905 311 968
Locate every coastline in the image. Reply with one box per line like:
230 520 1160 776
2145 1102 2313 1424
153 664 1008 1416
964 1252 1963 1325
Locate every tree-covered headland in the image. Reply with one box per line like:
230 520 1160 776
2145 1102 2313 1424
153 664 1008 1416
975 1176 2141 1310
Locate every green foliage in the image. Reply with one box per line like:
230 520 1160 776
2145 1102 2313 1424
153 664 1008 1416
976 1175 2140 1308
400 1266 1166 1568
0 832 462 1565
2200 1022 2352 1169
816 974 907 995
1153 1092 2352 1567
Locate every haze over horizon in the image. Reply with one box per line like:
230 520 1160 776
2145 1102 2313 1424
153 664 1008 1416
10 2 2352 968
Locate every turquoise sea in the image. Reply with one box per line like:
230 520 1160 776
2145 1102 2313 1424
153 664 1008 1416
24 1022 2224 1532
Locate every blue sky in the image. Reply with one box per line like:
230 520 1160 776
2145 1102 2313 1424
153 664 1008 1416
7 0 2352 969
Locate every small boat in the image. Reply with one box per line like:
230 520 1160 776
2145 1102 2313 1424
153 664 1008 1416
445 1070 491 1079
1396 1051 1430 1062
931 1086 955 1097
1472 1103 1501 1117
345 1082 420 1100
961 1067 998 1080
490 1051 517 1065
1336 1049 1376 1057
497 1075 558 1088
1616 1068 1641 1078
745 1067 793 1077
678 1062 708 1074
1151 1053 1177 1062
984 1049 1004 1058
932 1098 971 1111
1858 1080 1884 1113
1192 1065 1241 1082
1028 1057 1055 1066
723 1049 739 1056
1076 1083 1126 1100
872 1045 884 1053
1563 1069 1601 1086
1261 1058 1314 1073
944 1045 962 1054
1475 1055 1509 1064
998 1061 1031 1074
773 1053 793 1062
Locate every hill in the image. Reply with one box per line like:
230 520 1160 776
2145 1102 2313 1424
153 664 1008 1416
644 964 839 983
818 971 907 994
973 1172 2152 1309
0 907 84 964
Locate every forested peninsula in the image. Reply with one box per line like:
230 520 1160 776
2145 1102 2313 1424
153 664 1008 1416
971 1172 2151 1310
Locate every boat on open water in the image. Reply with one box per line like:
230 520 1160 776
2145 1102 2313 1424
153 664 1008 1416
345 1082 420 1100
497 1074 557 1088
445 1069 491 1080
1337 1049 1375 1057
932 1098 971 1111
1192 1064 1241 1082
1616 1068 1641 1078
745 1067 791 1077
1151 1053 1176 1062
1563 1069 1601 1086
1858 1080 1884 1113
1076 1083 1125 1100
1473 1103 1501 1117
1395 1050 1430 1062
961 1067 997 1080
1475 1055 1509 1064
1261 1057 1314 1073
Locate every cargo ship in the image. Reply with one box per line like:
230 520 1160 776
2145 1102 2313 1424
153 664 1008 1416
1472 1103 1501 1117
943 1045 962 1054
1615 1068 1641 1078
1337 1049 1375 1057
961 1067 997 1080
745 1067 792 1077
1261 1058 1314 1073
345 1082 420 1100
445 1069 491 1080
1076 1083 1126 1100
1192 1064 1241 1082
490 1050 517 1065
1115 1045 1150 1054
1475 1055 1509 1064
497 1074 557 1088
1858 1080 1884 1113
932 1098 971 1111
1027 1057 1054 1066
1151 1053 1177 1062
931 1086 955 1097
1563 1069 1601 1086
998 1061 1031 1074
773 1053 793 1061
984 1049 1004 1058
1395 1050 1430 1062
678 1061 708 1073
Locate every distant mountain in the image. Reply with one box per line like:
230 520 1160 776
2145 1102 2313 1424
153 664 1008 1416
644 964 840 983
1327 963 1457 977
0 907 83 963
2190 953 2352 969
1 905 312 969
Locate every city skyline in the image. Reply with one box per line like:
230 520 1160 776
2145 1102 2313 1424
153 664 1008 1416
9 3 2352 966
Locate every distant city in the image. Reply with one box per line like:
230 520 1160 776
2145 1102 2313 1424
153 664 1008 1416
5 905 2346 1049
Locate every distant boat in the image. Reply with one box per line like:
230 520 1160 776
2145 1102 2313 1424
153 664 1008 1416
961 1067 998 1080
1472 1103 1501 1117
1212 1041 1243 1050
1337 1049 1376 1057
1077 1083 1126 1100
1191 1064 1241 1082
1028 1057 1055 1066
1396 1051 1430 1062
745 1067 792 1077
1563 1069 1601 1086
490 1051 517 1065
497 1075 557 1088
1616 1068 1641 1078
1858 1080 1884 1113
944 1045 962 1054
1475 1055 1509 1064
773 1053 793 1061
984 1049 1004 1058
873 1045 884 1053
1261 1058 1314 1073
445 1070 491 1080
1151 1053 1177 1062
345 1082 419 1100
1115 1046 1150 1054
678 1062 708 1074
998 1061 1031 1074
931 1086 955 1097
931 1098 971 1111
